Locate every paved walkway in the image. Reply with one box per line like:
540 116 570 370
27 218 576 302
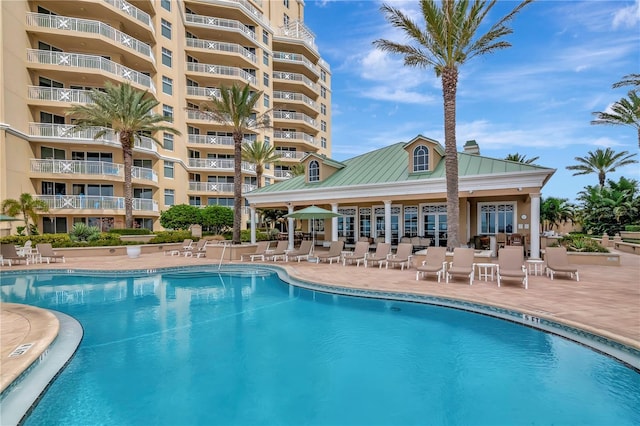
1 247 639 392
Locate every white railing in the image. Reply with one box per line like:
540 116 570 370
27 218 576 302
187 134 235 147
27 50 156 93
273 90 317 109
187 110 213 121
31 159 122 176
186 38 256 63
185 14 256 42
274 170 294 179
274 130 317 146
277 20 317 52
28 123 158 153
274 150 306 160
218 0 268 27
273 71 317 91
188 158 256 173
187 62 257 85
186 86 221 99
273 110 316 127
273 51 318 75
35 195 158 212
102 0 153 33
131 166 158 182
188 182 256 193
27 86 94 104
26 13 154 63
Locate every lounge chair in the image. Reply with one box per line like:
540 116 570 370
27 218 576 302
342 241 370 267
265 240 289 261
446 248 475 285
183 239 207 258
0 244 29 265
385 243 414 270
497 246 528 289
240 241 270 262
365 243 391 268
165 239 193 256
415 247 447 282
35 243 66 263
286 240 313 262
545 247 579 281
316 240 344 264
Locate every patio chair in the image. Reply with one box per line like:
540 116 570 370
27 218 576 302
496 233 507 252
446 248 475 285
165 239 193 256
240 241 270 262
365 243 391 268
265 240 289 262
342 241 370 267
0 244 29 265
286 240 313 262
183 239 207 258
497 246 528 289
35 243 66 263
415 247 447 282
385 243 414 270
316 240 344 264
545 247 579 281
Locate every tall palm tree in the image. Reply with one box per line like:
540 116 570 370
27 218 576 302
505 153 539 164
612 73 640 89
373 0 532 250
200 84 270 244
67 82 181 228
540 197 574 232
290 163 305 177
591 90 640 148
566 148 638 187
241 140 281 189
1 193 49 235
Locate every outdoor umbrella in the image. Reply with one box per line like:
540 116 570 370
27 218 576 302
0 214 20 222
284 205 341 250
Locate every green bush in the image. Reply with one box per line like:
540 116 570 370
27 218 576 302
624 225 640 232
557 234 608 253
222 229 270 242
69 223 101 242
0 234 71 247
149 230 193 244
108 228 152 235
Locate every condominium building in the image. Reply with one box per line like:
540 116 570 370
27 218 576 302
0 0 332 234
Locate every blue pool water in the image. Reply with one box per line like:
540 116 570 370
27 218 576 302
1 268 639 425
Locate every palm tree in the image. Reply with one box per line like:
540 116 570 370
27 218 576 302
67 82 181 229
373 0 532 249
540 197 574 232
290 163 305 177
505 153 539 164
566 148 638 187
612 73 640 89
199 84 270 244
241 140 281 189
591 90 640 148
1 193 49 235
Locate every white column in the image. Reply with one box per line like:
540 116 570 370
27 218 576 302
530 193 541 259
287 204 295 250
331 203 338 242
250 206 256 244
384 200 392 245
466 200 471 245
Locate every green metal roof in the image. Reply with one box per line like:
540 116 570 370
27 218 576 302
251 142 552 194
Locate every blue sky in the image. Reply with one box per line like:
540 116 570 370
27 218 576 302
303 0 640 201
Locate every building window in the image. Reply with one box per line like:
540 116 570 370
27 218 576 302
321 86 326 98
308 160 319 182
479 203 515 234
164 189 175 206
321 103 326 115
321 69 327 82
163 133 174 151
161 48 172 67
264 94 270 108
162 76 173 95
161 0 171 11
263 72 269 87
189 196 201 206
163 105 173 121
359 207 371 238
413 145 429 172
263 52 269 65
404 206 418 237
284 0 290 8
161 19 172 39
284 14 289 26
263 30 269 45
164 161 174 178
321 137 327 149
321 120 326 132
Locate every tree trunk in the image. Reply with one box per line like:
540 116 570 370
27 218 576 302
121 132 134 229
442 67 460 250
233 132 243 244
599 171 605 187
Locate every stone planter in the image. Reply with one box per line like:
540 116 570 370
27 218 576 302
126 245 141 259
119 235 155 243
565 251 620 266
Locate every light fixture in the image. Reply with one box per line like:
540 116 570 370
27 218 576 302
468 190 474 194
517 187 522 191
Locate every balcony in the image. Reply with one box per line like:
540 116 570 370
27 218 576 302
273 51 318 77
274 150 306 160
34 195 158 212
188 182 257 193
273 170 294 179
274 130 317 147
27 50 155 93
187 134 234 147
273 110 317 129
102 0 154 34
26 13 154 64
273 90 317 115
185 14 257 44
273 71 317 96
186 38 256 64
188 158 256 173
27 86 94 105
186 86 221 100
275 20 317 53
205 0 269 28
30 159 158 183
186 62 257 86
28 123 158 154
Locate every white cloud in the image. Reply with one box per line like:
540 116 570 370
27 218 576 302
613 0 640 28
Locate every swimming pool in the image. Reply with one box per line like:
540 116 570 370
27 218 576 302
1 267 639 425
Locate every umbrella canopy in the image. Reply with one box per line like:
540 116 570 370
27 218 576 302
284 206 341 251
0 214 20 222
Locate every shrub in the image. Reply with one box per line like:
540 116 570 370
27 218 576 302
69 223 101 242
159 204 201 230
149 230 193 244
624 225 640 232
557 234 608 253
222 229 270 242
108 228 152 235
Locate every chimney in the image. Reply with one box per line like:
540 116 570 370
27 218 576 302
463 140 480 155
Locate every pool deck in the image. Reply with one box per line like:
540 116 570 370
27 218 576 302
1 247 639 393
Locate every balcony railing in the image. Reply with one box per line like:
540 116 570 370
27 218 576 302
273 51 318 75
217 0 268 28
188 182 256 193
27 86 94 104
26 13 154 63
102 0 153 33
35 195 158 212
273 90 317 109
274 130 317 146
187 134 234 147
131 166 158 182
274 150 306 160
186 38 256 63
273 71 317 91
276 20 317 52
185 14 256 42
29 158 158 183
274 170 294 179
186 86 221 99
188 158 256 173
273 110 316 127
29 123 158 153
27 50 156 93
187 62 257 85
